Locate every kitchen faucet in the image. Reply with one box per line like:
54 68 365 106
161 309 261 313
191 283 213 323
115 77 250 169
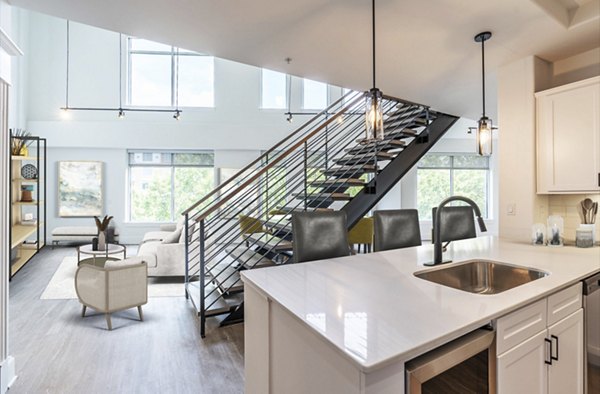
431 196 487 265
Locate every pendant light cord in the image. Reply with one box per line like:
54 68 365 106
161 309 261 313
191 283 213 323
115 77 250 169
119 33 122 110
372 0 376 89
65 20 70 108
287 74 292 113
175 47 179 110
481 38 485 117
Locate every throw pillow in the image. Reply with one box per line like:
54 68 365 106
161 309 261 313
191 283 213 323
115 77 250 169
162 228 183 244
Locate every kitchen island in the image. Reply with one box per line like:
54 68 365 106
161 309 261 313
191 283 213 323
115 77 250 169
241 236 600 393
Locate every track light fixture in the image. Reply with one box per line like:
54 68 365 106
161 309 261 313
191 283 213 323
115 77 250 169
61 23 183 120
286 112 293 123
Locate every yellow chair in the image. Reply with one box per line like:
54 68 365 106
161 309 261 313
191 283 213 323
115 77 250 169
238 215 266 245
348 217 374 253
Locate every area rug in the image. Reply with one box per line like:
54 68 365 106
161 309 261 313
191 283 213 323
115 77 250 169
40 256 185 300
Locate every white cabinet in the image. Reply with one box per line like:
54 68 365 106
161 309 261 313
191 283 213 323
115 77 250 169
498 330 548 394
536 76 600 194
547 309 584 394
496 283 584 394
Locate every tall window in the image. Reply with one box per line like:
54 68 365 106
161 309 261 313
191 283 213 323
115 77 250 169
303 79 328 109
261 69 287 109
416 154 490 219
129 151 215 222
127 38 214 107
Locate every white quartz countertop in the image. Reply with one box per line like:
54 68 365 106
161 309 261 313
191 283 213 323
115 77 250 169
241 236 600 373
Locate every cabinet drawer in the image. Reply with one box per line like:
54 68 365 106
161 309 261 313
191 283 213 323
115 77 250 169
547 283 582 326
497 299 547 355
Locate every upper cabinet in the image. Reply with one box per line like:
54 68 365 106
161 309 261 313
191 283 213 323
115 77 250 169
536 76 600 194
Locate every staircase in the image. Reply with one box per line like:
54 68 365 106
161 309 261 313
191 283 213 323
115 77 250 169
182 90 459 336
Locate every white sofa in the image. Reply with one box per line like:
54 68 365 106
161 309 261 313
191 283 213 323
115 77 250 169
137 221 187 277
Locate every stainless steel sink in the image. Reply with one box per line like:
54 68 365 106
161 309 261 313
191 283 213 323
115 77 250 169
414 260 548 294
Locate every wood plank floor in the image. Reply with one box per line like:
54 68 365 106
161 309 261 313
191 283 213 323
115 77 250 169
8 246 244 393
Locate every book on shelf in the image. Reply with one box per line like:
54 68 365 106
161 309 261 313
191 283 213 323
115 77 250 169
21 219 37 226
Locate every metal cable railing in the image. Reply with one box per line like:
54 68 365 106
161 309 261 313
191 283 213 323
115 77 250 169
182 90 434 336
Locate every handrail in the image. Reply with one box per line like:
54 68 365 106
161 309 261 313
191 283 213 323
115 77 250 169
190 93 366 222
181 90 362 215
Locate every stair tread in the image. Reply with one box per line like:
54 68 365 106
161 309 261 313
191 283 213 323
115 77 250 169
274 206 333 214
246 233 292 252
211 265 244 294
310 178 366 187
323 164 378 177
385 117 428 129
294 192 352 200
352 139 406 150
343 146 399 157
187 282 231 316
227 248 277 269
334 154 393 166
262 218 292 232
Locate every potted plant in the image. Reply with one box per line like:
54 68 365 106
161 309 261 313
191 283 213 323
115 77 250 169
94 215 113 251
10 129 32 156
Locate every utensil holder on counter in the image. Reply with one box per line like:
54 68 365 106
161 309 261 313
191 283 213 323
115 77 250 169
576 224 596 248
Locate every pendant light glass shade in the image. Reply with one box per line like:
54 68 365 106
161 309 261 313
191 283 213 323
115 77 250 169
477 116 492 156
365 88 384 141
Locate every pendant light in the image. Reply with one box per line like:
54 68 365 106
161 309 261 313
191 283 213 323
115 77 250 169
473 31 496 156
365 0 384 141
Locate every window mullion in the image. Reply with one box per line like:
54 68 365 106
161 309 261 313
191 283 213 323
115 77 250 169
171 161 176 222
171 48 176 107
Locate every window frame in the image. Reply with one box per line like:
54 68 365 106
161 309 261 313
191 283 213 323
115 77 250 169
416 153 491 220
127 150 216 223
260 68 288 110
126 37 215 109
302 78 329 110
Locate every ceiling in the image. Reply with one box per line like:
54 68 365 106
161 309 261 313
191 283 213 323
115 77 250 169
8 0 600 121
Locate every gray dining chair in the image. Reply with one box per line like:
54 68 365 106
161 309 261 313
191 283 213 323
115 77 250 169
292 211 351 263
431 206 477 243
373 209 422 252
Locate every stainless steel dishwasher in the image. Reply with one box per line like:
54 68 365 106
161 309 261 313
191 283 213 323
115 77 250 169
583 272 600 394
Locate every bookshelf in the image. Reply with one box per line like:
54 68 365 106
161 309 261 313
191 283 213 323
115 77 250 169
9 136 46 278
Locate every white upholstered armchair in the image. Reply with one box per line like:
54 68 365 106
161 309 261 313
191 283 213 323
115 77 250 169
75 258 148 330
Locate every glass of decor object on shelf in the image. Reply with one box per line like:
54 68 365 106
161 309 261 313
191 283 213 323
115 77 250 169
547 215 564 247
531 223 545 246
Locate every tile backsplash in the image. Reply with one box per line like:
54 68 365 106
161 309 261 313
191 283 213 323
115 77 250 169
547 194 600 243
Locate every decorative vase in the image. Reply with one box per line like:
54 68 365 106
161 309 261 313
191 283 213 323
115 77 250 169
19 145 28 156
98 231 106 251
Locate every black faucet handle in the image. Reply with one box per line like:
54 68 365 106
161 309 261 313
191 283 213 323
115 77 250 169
477 216 487 232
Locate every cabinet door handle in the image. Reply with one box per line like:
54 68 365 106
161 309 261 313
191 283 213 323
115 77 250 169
544 338 553 365
551 335 559 361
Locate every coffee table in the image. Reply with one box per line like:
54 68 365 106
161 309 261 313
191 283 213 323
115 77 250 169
77 243 127 267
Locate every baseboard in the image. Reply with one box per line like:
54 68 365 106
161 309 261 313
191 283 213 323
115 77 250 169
0 355 16 393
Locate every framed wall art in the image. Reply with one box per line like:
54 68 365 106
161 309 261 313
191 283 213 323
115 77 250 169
58 161 103 217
